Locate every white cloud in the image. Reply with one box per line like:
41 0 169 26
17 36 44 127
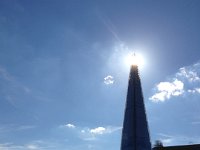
59 123 121 141
90 127 106 135
80 126 121 141
188 89 196 93
59 123 76 129
81 130 85 133
90 126 122 135
150 61 200 102
195 88 200 93
65 123 75 129
26 144 38 149
177 67 200 82
150 92 167 102
162 138 173 144
104 75 114 85
188 88 200 94
150 79 184 102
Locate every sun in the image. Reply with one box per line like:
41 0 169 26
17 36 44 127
124 52 145 68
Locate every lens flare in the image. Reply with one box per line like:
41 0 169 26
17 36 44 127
124 53 145 68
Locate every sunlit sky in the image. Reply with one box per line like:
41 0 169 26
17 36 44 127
1 0 200 150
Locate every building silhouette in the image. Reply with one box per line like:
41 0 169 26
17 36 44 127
121 64 151 150
153 144 200 150
120 63 200 150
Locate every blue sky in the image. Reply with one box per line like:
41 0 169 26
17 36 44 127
0 0 200 149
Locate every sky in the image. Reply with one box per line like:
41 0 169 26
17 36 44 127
0 0 200 149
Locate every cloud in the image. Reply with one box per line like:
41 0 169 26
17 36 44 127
65 123 76 129
0 66 13 81
59 123 76 129
0 143 44 150
26 144 38 149
80 126 122 141
0 66 31 91
0 66 32 107
17 125 36 131
59 123 121 141
0 139 61 150
156 133 200 146
191 121 200 125
89 126 121 135
155 133 174 145
90 127 106 135
150 61 200 102
0 124 36 133
98 13 122 43
104 75 114 85
188 88 200 94
150 79 184 102
162 138 173 145
177 67 200 82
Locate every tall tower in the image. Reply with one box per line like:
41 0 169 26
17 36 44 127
121 63 151 150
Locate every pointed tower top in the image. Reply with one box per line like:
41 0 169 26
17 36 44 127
121 61 151 150
125 52 144 68
130 52 138 67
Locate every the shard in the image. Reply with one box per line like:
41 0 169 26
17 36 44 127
121 64 151 150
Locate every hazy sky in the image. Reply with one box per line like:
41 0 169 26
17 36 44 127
0 0 200 149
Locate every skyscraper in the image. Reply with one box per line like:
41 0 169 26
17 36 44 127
121 64 151 150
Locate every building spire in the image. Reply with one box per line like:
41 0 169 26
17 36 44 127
121 64 151 150
128 52 139 67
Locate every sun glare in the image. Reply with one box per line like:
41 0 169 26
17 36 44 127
124 53 145 68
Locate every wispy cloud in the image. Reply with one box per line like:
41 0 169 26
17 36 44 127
104 75 114 85
59 123 121 141
177 67 200 82
0 66 31 92
156 133 200 146
191 121 200 125
0 138 91 150
0 142 47 150
97 12 122 43
16 125 36 131
59 123 76 129
0 124 36 133
0 66 31 107
80 126 121 141
191 117 200 125
65 123 76 129
0 66 13 81
150 61 200 102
